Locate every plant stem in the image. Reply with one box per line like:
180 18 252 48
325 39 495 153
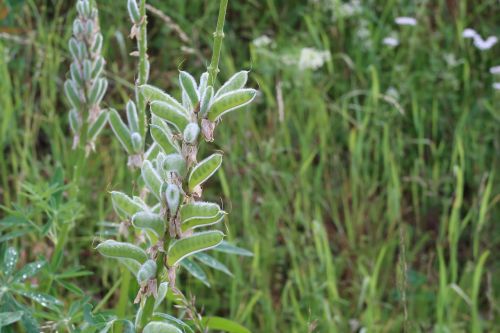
137 0 148 142
207 0 229 86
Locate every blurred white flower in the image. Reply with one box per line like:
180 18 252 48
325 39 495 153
490 66 500 74
331 0 362 20
473 35 498 51
298 47 331 70
253 35 272 48
383 37 399 47
443 53 460 67
493 83 500 90
395 17 417 26
385 86 399 100
356 19 372 49
462 28 477 39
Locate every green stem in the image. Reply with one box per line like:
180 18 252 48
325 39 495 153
137 0 148 142
207 0 229 86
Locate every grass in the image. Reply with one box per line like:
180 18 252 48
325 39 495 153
1 0 499 332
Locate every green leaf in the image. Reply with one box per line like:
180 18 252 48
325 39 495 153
14 290 63 310
142 160 163 200
109 108 133 153
126 100 139 134
180 258 210 287
143 321 182 333
201 316 250 333
96 240 148 264
110 191 144 219
2 247 18 276
0 311 23 327
13 260 46 282
132 212 165 237
207 89 257 122
154 282 169 309
199 86 214 118
139 85 187 115
215 71 249 98
188 153 223 192
194 253 233 276
167 231 224 266
150 123 180 155
181 209 225 232
198 72 209 97
64 79 82 110
150 101 190 133
88 110 108 142
127 0 141 24
213 241 253 257
179 71 199 108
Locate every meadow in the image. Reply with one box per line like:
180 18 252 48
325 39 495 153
0 0 499 332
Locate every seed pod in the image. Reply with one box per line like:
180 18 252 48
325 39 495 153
85 20 94 36
69 38 80 60
126 100 139 134
188 153 223 192
150 101 190 133
127 0 141 24
131 132 142 153
132 212 165 236
97 240 148 264
142 160 162 200
165 184 180 213
167 231 224 266
180 202 226 231
111 191 143 218
70 63 83 87
139 85 187 115
91 57 104 78
64 80 82 110
198 72 209 97
109 108 133 153
95 79 108 105
179 71 199 108
91 33 103 54
207 88 257 122
77 40 88 60
81 0 91 17
161 153 186 178
150 123 180 155
143 322 182 333
199 86 213 118
88 78 102 105
73 19 84 37
215 70 249 98
82 59 92 81
137 259 157 284
145 142 160 161
87 110 108 141
183 122 200 144
69 109 81 133
76 1 85 17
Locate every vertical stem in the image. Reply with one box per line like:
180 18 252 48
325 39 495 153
207 0 229 86
137 0 148 142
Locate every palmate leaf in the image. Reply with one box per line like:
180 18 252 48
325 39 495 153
0 311 23 327
13 260 46 282
2 247 18 276
13 290 63 311
167 231 224 266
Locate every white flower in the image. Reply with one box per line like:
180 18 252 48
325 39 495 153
395 17 417 26
443 53 459 67
490 66 500 75
331 0 362 20
493 82 500 90
462 28 477 39
298 48 331 70
383 37 399 47
473 35 498 51
252 35 272 48
385 87 399 100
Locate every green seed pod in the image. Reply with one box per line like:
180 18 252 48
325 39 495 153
215 70 249 98
179 71 199 108
85 20 94 36
97 240 148 264
207 88 257 122
165 184 180 213
111 191 143 219
87 110 108 141
73 19 84 37
182 211 225 231
91 57 104 78
139 85 187 115
143 322 182 333
82 59 92 81
69 109 81 133
132 212 165 237
167 231 224 266
109 108 133 153
126 100 139 134
183 122 200 144
150 123 180 155
69 38 79 60
180 202 226 231
77 40 88 60
199 86 213 118
95 79 108 105
70 63 83 87
91 33 103 54
137 259 157 284
64 80 82 110
76 1 85 17
81 0 91 17
145 142 160 161
188 153 223 192
161 153 187 178
150 101 190 133
131 132 142 153
198 72 209 97
88 77 102 105
127 0 141 24
142 160 163 200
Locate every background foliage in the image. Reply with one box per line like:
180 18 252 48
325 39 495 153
0 0 499 332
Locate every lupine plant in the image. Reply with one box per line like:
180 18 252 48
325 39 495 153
98 0 256 331
64 0 108 156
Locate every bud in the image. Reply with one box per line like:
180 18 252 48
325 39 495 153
165 184 181 214
131 132 142 153
183 122 200 144
137 259 157 284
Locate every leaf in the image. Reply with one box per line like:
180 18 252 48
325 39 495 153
179 71 199 108
207 89 257 122
64 79 82 110
188 153 223 192
213 241 253 256
96 240 148 264
87 110 108 141
109 108 133 153
199 86 214 117
159 153 187 178
132 212 165 237
152 313 194 333
143 321 182 333
110 191 144 219
167 231 224 266
14 290 63 310
181 210 225 232
198 72 209 97
2 247 18 276
127 0 141 24
215 71 249 98
139 85 187 115
154 282 169 309
0 311 23 327
150 101 190 133
180 258 210 287
142 160 163 200
126 100 139 134
201 316 250 333
194 253 232 276
151 116 180 154
13 260 46 282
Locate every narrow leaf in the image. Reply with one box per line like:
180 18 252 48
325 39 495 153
96 240 148 264
215 71 249 98
109 108 133 153
188 153 223 192
207 89 257 122
150 101 190 133
142 160 163 200
167 231 224 266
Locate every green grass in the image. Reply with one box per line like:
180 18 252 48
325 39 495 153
1 0 499 332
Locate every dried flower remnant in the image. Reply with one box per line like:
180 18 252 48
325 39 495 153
395 17 417 26
298 47 331 71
